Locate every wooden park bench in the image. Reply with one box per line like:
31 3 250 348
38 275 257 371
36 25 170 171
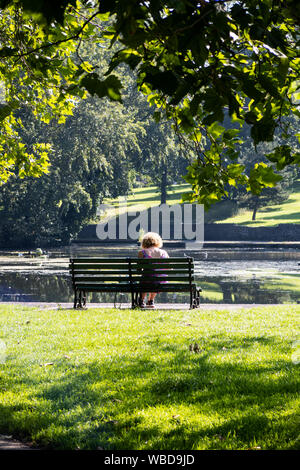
69 257 201 309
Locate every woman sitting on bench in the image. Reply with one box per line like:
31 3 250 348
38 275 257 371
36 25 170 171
138 232 169 308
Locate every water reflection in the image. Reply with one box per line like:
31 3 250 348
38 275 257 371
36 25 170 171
0 257 299 304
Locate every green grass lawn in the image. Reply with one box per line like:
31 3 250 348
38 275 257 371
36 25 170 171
219 180 300 226
0 304 299 450
99 184 190 221
98 180 300 227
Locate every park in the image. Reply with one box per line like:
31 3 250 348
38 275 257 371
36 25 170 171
0 0 299 453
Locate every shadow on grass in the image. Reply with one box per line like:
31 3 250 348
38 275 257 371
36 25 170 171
261 212 300 222
0 336 299 450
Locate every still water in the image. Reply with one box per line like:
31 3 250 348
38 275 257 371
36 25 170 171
0 247 299 305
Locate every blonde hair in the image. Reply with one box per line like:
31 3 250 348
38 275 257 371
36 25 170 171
141 232 163 248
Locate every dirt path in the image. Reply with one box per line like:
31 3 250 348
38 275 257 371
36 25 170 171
0 435 34 450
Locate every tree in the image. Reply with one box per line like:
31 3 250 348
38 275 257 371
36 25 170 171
238 173 294 220
232 113 299 218
0 0 299 208
0 81 146 247
98 0 300 207
138 119 189 204
0 2 92 181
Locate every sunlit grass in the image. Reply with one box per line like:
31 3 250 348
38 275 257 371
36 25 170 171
95 180 300 227
0 304 299 450
217 181 300 226
95 184 190 221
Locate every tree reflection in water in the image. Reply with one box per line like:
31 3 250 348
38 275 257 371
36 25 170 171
0 270 299 304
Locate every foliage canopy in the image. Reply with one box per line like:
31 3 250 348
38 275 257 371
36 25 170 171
0 0 299 206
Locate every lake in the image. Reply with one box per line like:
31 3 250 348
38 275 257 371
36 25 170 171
0 246 299 305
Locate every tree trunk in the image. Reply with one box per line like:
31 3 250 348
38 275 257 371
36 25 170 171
252 197 259 220
160 168 167 204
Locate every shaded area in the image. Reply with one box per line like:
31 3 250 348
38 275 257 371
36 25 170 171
0 332 298 450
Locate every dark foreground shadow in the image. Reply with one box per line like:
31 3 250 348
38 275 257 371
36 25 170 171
0 335 299 450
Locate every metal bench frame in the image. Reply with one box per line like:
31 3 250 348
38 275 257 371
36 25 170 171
69 257 201 309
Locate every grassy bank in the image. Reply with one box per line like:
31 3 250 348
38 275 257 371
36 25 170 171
219 180 300 226
99 180 300 227
0 304 299 450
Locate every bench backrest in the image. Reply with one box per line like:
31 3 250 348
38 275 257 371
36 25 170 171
69 257 195 287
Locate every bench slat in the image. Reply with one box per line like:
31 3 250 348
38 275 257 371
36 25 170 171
75 286 132 292
70 263 130 270
132 273 194 282
74 276 130 282
76 284 193 292
74 276 194 282
71 257 191 262
70 269 193 275
136 258 191 263
70 258 130 263
70 263 193 270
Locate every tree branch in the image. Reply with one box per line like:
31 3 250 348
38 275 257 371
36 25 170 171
12 11 100 61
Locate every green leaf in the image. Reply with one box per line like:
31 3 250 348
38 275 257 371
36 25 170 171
207 122 225 139
230 4 251 29
80 73 123 102
144 70 179 96
0 46 17 57
251 115 276 144
0 104 12 121
17 0 77 25
265 145 295 170
106 49 141 74
257 74 281 99
248 163 282 194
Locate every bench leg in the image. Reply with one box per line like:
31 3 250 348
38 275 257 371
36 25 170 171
192 288 201 309
190 287 200 309
131 291 138 309
196 288 201 307
190 288 194 309
73 289 79 308
73 289 86 309
81 291 87 308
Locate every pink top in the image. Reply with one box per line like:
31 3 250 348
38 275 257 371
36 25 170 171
139 247 169 259
139 247 169 284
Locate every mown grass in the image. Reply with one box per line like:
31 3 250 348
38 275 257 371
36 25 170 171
99 180 300 227
99 184 190 221
0 304 299 450
219 180 300 226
